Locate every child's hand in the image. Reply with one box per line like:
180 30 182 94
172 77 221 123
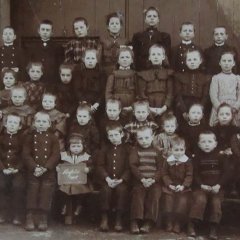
3 168 13 175
91 103 99 113
223 148 232 156
169 184 176 191
201 184 212 192
106 176 115 188
9 168 18 174
123 106 132 112
147 178 155 187
175 185 184 192
158 105 167 116
211 184 221 194
141 178 149 188
84 167 90 173
113 179 123 187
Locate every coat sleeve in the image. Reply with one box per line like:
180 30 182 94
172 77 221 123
22 134 36 171
209 76 221 109
175 74 187 114
44 135 60 170
233 75 240 110
182 160 193 188
129 147 143 181
231 134 240 158
164 70 174 108
119 146 131 182
96 147 109 181
105 74 114 102
153 151 163 182
162 160 173 187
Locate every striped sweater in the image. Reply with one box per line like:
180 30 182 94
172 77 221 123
130 145 162 183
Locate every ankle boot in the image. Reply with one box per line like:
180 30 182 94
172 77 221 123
140 220 152 233
209 224 218 240
114 211 123 232
38 212 48 231
99 212 109 232
25 211 35 231
130 220 139 234
165 216 173 232
173 221 181 234
187 220 196 237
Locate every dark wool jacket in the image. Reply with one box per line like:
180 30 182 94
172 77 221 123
23 130 60 171
97 143 130 184
132 27 171 71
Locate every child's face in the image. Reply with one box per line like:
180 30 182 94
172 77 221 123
217 106 233 126
213 27 228 45
11 90 26 106
137 129 153 148
219 53 235 73
108 17 121 34
2 28 16 44
77 109 91 126
171 144 186 159
74 21 88 38
145 10 159 27
163 119 177 136
28 65 43 81
70 142 83 155
198 134 217 153
60 68 72 84
186 51 202 70
179 24 195 41
188 105 203 124
106 102 121 120
149 47 165 65
38 23 53 41
107 129 123 145
34 114 51 132
134 104 149 122
42 95 56 111
118 50 133 68
84 51 98 69
3 72 16 88
5 115 21 133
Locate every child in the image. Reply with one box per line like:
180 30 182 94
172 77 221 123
129 127 162 234
162 137 192 234
0 68 17 108
0 113 25 225
153 112 178 159
171 22 200 72
1 86 35 131
179 103 207 156
132 6 171 70
58 134 92 217
188 131 229 239
22 62 45 110
209 51 240 126
64 17 102 64
69 102 100 155
99 98 129 146
124 100 158 145
73 48 106 116
0 26 21 73
204 26 239 75
41 92 67 151
175 49 210 123
23 111 60 231
137 44 173 117
26 19 63 89
102 12 128 75
105 46 136 111
97 123 130 232
57 63 77 118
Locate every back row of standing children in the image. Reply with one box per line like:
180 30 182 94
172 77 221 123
0 6 240 240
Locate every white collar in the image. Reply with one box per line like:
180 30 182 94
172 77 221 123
167 154 189 165
7 130 18 135
119 66 130 70
182 40 192 45
4 43 13 47
188 121 201 126
215 42 225 47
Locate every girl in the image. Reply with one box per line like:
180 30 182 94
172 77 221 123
209 51 240 126
137 44 173 118
102 12 128 75
64 17 102 64
105 46 136 112
132 6 171 70
58 134 92 219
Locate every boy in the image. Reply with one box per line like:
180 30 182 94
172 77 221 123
0 113 25 225
97 123 130 232
171 22 200 72
204 26 238 75
0 26 21 73
188 131 229 239
124 100 158 145
23 111 60 231
26 19 63 89
129 127 162 234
